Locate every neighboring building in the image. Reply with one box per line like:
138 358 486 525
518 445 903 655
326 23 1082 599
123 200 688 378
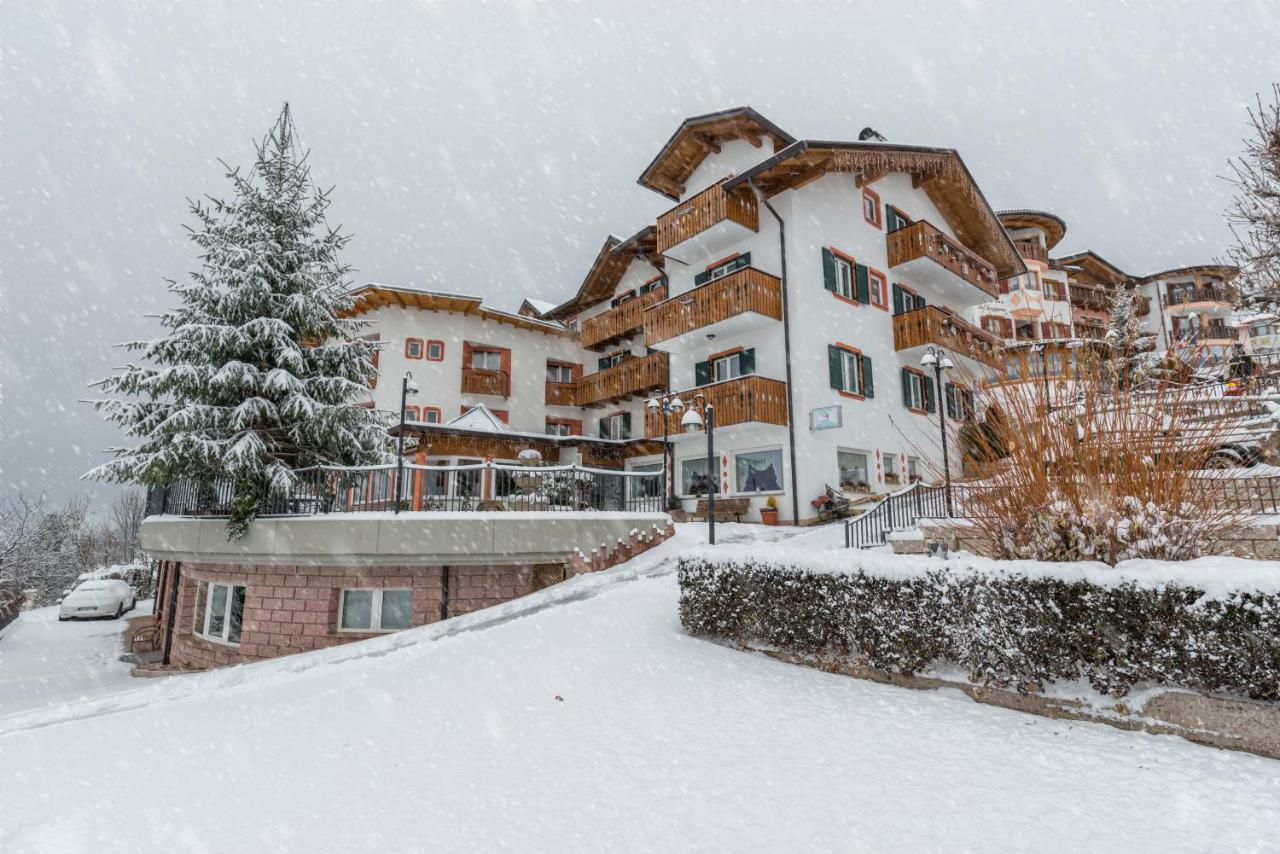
1138 265 1243 368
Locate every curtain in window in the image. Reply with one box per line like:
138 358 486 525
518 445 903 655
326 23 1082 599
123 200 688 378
736 450 782 492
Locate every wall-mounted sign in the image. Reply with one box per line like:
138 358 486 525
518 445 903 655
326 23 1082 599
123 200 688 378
809 405 842 431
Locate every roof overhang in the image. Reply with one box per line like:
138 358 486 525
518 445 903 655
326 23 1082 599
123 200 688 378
996 209 1067 250
1137 264 1240 284
638 107 795 201
724 140 1026 278
544 227 663 320
344 285 572 337
1051 251 1132 285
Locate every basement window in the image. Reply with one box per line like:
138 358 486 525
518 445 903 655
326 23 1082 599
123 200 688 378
193 581 245 645
339 589 413 632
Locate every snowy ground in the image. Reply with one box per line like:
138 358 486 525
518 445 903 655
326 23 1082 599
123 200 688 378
0 600 152 716
1 526 1278 852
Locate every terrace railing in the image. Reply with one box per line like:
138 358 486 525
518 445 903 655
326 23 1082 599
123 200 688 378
150 463 666 517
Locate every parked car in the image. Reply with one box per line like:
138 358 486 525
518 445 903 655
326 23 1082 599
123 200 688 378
58 580 137 621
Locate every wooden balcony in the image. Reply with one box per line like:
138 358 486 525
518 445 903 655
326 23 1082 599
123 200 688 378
579 285 667 350
644 267 782 350
1165 285 1234 308
1014 240 1049 264
1195 322 1240 342
1135 294 1151 316
892 306 1003 371
1068 283 1111 312
886 220 1000 301
655 180 759 256
461 367 510 397
544 382 576 407
574 352 668 408
644 375 788 439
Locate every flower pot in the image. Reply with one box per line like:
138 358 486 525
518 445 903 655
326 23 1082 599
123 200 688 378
760 507 779 526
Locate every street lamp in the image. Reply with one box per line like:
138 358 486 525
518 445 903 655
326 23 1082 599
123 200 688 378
921 346 954 517
644 392 685 507
679 393 716 545
394 371 419 514
1033 341 1052 411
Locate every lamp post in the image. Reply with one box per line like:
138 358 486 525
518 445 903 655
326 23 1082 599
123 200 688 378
394 371 419 514
644 392 685 508
680 394 716 545
1033 341 1052 412
921 346 954 517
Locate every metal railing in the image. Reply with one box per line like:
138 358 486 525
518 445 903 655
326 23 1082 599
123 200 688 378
149 463 667 517
843 481 949 549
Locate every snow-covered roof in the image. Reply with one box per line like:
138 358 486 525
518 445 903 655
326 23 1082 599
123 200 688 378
446 404 514 434
523 298 556 314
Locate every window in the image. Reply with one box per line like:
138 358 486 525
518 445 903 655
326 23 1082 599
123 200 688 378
680 457 718 496
892 284 925 316
1008 272 1041 292
598 352 626 371
638 276 664 295
193 581 245 645
945 383 975 421
339 589 413 632
405 337 424 359
694 253 751 286
599 412 630 440
610 290 636 308
422 406 442 424
426 340 445 361
823 248 875 304
837 450 871 492
471 349 503 371
402 405 420 422
1044 280 1067 301
546 418 581 436
828 345 873 398
833 254 854 300
901 368 934 412
868 269 888 311
454 459 482 501
695 349 754 386
546 363 574 384
907 456 923 482
735 449 783 493
712 351 744 382
886 205 912 233
629 462 663 500
862 187 882 228
884 454 901 484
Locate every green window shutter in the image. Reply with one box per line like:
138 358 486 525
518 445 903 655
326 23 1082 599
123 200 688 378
945 383 957 419
599 416 609 439
822 248 836 292
828 345 844 390
892 284 904 316
916 292 926 309
740 348 756 375
901 367 912 407
694 270 710 287
964 390 976 420
694 360 711 387
855 264 870 304
861 355 874 398
925 375 937 413
621 412 632 439
731 253 750 272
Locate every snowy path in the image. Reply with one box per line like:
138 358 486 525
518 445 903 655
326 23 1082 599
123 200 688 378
1 528 1278 851
0 601 152 717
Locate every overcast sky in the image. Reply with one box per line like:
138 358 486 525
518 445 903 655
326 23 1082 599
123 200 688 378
2 0 1278 509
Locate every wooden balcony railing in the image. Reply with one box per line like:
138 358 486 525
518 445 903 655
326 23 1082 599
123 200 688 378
886 220 999 298
461 367 510 397
580 285 667 350
655 180 759 255
644 267 782 348
1068 284 1111 312
1197 322 1240 341
544 382 576 407
1135 294 1151 316
892 306 1003 370
1165 285 1234 307
644 375 788 439
574 352 668 408
1014 240 1049 264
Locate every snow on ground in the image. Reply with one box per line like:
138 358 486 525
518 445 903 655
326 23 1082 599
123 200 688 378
2 526 1279 852
0 600 152 716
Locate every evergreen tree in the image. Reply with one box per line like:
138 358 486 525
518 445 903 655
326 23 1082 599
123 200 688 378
1226 85 1280 313
1103 288 1157 388
89 105 388 537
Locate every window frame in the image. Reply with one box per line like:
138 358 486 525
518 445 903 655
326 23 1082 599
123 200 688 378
601 411 628 440
337 588 414 634
711 351 745 383
422 406 442 424
546 362 575 384
402 404 420 422
837 449 872 493
834 344 866 398
426 339 445 361
862 187 883 229
832 252 855 301
904 368 929 413
405 337 425 360
867 268 888 311
470 348 504 372
734 447 785 495
193 580 246 646
678 456 719 498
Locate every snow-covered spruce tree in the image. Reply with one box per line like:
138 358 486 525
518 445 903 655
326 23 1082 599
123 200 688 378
1226 85 1280 313
1103 288 1157 388
89 105 388 538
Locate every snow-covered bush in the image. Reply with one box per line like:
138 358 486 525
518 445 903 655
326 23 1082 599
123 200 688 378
679 552 1280 700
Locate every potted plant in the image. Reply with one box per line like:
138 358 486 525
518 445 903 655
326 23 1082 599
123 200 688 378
760 495 779 526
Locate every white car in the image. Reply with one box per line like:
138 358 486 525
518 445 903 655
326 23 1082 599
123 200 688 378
58 580 137 621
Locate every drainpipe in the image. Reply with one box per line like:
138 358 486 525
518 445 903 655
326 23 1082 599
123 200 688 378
751 182 802 526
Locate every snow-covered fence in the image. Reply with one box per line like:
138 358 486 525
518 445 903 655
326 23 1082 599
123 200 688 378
679 548 1280 700
150 462 665 517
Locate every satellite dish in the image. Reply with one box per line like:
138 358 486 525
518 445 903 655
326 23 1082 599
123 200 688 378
858 127 887 142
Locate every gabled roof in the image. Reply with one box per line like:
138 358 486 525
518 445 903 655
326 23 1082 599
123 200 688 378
723 141 1025 278
996 209 1067 250
544 227 662 320
518 298 556 319
344 284 572 337
447 404 513 434
638 107 795 201
1051 251 1132 285
1136 264 1239 284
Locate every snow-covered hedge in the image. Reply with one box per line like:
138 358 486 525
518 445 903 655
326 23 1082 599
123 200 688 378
678 547 1280 700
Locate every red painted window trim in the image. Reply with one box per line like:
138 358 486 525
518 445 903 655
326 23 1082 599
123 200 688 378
706 345 745 363
862 187 883 229
833 342 865 400
402 404 420 421
422 406 442 424
867 267 889 311
425 339 445 361
405 337 424 359
705 252 742 272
